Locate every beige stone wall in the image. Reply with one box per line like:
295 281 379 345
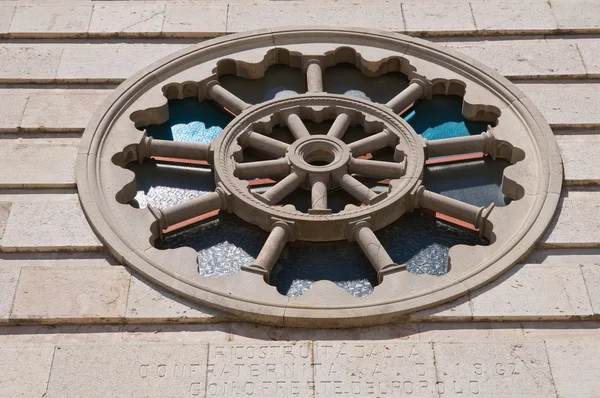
1 1 600 396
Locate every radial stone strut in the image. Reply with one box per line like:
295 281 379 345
306 60 324 93
242 222 292 282
386 79 429 113
352 221 403 282
425 131 496 159
348 130 397 157
138 136 210 161
327 113 352 139
234 158 291 179
242 131 289 158
206 81 250 115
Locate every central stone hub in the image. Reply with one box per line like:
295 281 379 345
288 135 351 189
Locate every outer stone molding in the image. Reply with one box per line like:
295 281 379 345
77 27 562 328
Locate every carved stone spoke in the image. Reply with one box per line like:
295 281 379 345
206 82 250 115
425 131 496 159
261 171 304 204
286 114 311 140
416 187 494 231
234 158 290 179
149 189 227 231
309 176 328 213
139 136 210 162
386 79 429 113
337 173 378 204
306 60 323 93
242 131 290 158
349 158 406 179
352 221 403 282
348 130 397 157
242 222 292 282
327 113 351 139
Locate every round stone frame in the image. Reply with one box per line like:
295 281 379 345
77 27 562 327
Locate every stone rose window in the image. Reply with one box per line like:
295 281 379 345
78 28 562 327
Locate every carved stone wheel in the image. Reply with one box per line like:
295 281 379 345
77 28 562 327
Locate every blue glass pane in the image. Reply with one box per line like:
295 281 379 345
145 98 232 143
405 95 489 140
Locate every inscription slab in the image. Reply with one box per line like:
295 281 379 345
433 342 556 397
46 343 208 397
313 342 437 397
207 342 313 397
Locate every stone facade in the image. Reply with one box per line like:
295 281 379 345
0 1 599 396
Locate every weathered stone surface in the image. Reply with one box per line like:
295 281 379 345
433 342 556 396
0 346 54 397
557 134 600 185
407 295 472 321
0 252 116 267
227 4 404 32
519 83 600 128
0 5 15 34
20 90 108 131
0 89 28 131
581 265 600 315
56 44 187 82
522 321 600 340
470 264 593 319
47 343 208 397
126 275 231 322
0 267 20 323
552 0 600 32
403 2 476 34
543 189 600 247
0 199 102 251
449 42 585 78
576 40 600 77
207 342 313 397
0 202 10 240
546 341 600 398
0 138 77 188
313 342 437 396
0 45 62 82
419 323 524 341
88 4 165 36
163 4 227 37
471 1 556 33
11 267 130 322
9 5 92 37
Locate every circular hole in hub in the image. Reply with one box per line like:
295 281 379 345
303 148 335 167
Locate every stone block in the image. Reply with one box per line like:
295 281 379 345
0 139 77 188
9 5 92 37
433 342 555 396
0 251 117 267
0 267 20 322
0 202 10 240
20 90 109 131
470 264 593 319
163 5 227 37
449 42 585 78
519 83 600 128
546 341 600 398
126 275 232 323
407 294 472 321
522 321 600 340
56 44 187 82
542 189 600 247
207 342 313 397
11 267 130 322
0 346 54 397
576 41 600 77
556 135 600 185
88 4 165 36
581 265 600 315
0 5 15 34
313 341 437 396
0 89 28 131
47 343 208 397
0 200 102 251
471 1 556 33
403 3 476 34
0 45 62 82
227 4 404 32
418 322 524 341
552 1 600 32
